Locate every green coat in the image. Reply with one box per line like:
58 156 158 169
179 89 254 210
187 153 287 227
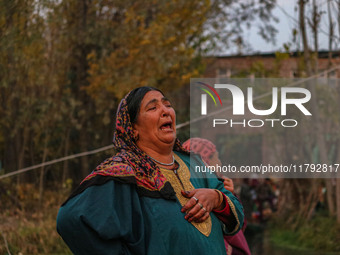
57 152 244 255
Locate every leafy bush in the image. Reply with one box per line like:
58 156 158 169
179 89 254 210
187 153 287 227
270 216 340 252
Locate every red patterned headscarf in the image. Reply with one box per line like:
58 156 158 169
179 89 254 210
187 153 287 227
66 88 189 201
182 138 216 165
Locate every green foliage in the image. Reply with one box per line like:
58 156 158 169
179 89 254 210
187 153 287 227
270 216 340 252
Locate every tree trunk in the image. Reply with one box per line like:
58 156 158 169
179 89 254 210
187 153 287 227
306 179 320 221
298 0 336 217
338 1 340 41
312 0 319 72
299 0 312 76
62 129 71 184
335 139 340 222
39 136 49 213
327 0 334 69
80 130 89 178
17 126 29 185
336 178 340 223
326 179 336 215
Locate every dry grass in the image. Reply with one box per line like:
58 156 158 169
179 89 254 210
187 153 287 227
0 182 72 255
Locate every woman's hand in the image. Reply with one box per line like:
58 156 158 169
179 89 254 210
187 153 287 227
223 178 234 193
181 189 221 223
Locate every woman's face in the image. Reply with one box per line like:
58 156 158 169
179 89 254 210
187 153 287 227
133 90 176 151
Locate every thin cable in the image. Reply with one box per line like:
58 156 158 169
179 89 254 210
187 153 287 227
1 64 340 180
0 145 114 180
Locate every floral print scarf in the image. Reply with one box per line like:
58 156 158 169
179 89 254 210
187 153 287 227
65 90 188 202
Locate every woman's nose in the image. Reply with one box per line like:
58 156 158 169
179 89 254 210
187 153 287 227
161 105 170 116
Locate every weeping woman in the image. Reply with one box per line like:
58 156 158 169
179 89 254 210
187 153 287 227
57 87 244 255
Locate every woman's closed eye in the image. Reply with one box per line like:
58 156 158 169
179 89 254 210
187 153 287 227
163 100 172 108
147 103 171 111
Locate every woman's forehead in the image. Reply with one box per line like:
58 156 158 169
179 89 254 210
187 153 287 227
141 91 169 106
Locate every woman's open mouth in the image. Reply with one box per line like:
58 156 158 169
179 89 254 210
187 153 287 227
160 121 173 131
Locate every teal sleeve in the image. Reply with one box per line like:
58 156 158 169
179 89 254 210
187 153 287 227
176 152 244 235
208 177 244 235
56 180 145 255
